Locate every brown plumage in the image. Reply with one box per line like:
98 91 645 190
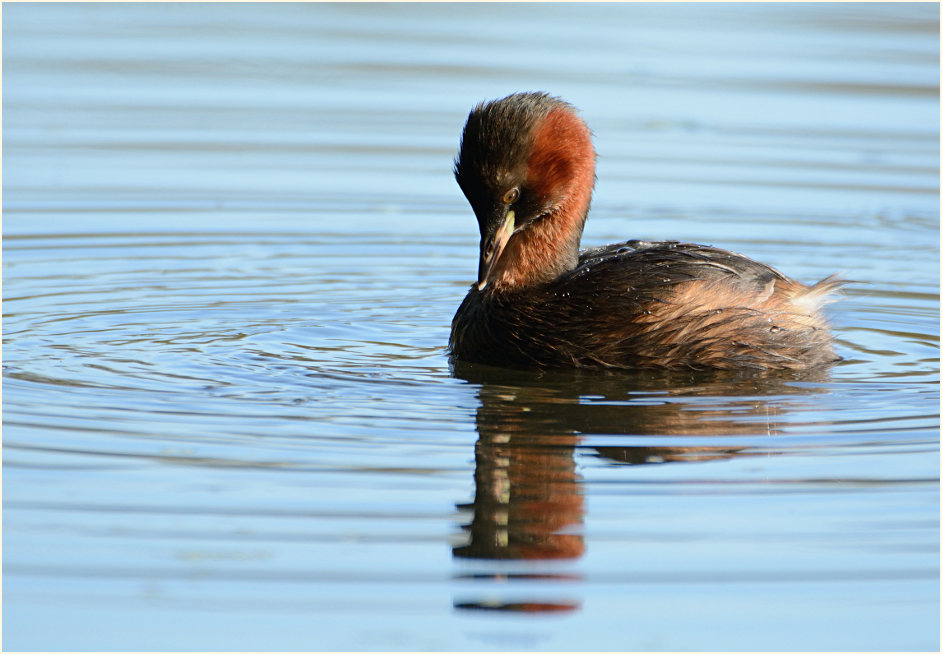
450 92 842 370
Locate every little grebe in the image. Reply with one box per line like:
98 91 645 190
449 92 842 370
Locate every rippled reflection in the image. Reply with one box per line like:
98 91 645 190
450 363 833 612
455 426 584 562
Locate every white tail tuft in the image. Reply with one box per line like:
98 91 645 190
795 274 846 313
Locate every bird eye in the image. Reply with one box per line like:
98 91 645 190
502 188 519 204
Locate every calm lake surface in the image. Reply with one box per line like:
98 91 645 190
2 3 939 651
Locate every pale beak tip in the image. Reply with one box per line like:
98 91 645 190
476 280 487 291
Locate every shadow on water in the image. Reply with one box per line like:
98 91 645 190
449 361 834 614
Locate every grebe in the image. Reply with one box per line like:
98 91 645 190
449 92 841 370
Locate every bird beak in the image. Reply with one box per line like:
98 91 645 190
477 209 515 290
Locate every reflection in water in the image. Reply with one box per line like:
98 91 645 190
451 362 830 613
454 421 584 562
453 378 585 613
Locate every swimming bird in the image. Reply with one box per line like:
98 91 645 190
449 92 842 370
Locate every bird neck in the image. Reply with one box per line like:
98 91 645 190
491 107 595 289
491 192 591 289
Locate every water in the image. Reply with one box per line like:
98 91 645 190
2 3 939 651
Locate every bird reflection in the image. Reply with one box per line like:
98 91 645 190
454 408 584 561
451 362 831 613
